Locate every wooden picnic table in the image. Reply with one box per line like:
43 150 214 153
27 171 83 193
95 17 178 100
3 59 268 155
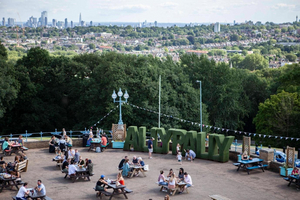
89 138 102 152
64 165 92 183
0 173 19 193
106 183 128 200
236 158 267 175
52 158 64 169
129 165 146 178
287 174 300 188
158 180 188 196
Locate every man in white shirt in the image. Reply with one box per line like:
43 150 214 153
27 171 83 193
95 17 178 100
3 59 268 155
35 180 46 196
68 160 76 176
67 147 75 158
179 172 193 194
16 182 30 200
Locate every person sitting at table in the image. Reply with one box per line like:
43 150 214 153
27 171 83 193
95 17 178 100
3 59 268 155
167 169 173 178
118 156 128 170
241 151 249 160
185 149 196 162
34 180 46 197
116 172 125 185
138 157 145 167
74 149 80 163
291 167 299 175
54 149 63 160
122 159 131 177
178 168 184 181
58 136 66 152
78 156 85 166
2 137 11 151
0 156 7 171
158 170 168 188
87 131 94 146
49 135 56 153
67 147 75 159
85 158 89 167
95 175 108 195
179 172 193 194
168 173 177 195
102 132 109 143
62 158 71 173
101 135 107 147
17 135 24 146
65 135 73 146
132 156 138 165
16 182 30 200
68 160 76 177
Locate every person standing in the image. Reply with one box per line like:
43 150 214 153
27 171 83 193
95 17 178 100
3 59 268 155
118 156 128 170
35 180 46 196
177 152 182 165
148 137 154 159
16 182 30 200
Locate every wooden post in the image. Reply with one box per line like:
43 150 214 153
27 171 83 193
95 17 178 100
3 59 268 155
242 136 251 156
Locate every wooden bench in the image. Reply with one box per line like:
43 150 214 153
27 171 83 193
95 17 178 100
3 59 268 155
12 196 53 200
209 194 231 200
63 171 94 183
101 142 109 151
246 164 268 175
94 188 113 199
15 159 29 172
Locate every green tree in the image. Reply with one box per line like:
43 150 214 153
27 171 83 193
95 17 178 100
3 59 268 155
285 53 297 62
89 43 96 49
253 91 300 137
239 54 268 71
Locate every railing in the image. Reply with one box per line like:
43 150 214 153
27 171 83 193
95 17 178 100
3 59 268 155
0 128 113 142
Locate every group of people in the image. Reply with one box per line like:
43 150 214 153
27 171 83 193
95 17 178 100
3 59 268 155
95 172 125 194
2 135 26 152
86 129 108 150
158 168 193 195
0 154 27 181
49 133 73 153
61 156 94 178
118 155 145 177
16 180 46 200
175 143 196 163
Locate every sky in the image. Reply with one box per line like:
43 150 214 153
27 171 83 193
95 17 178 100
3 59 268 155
0 0 299 24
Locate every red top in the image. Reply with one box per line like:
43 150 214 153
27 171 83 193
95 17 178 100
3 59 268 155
102 137 107 146
119 179 125 185
292 169 299 175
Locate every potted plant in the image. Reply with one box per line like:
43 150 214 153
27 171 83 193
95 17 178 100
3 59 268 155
279 163 293 176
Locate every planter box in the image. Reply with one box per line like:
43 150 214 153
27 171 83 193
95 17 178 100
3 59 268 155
279 166 293 177
112 141 124 149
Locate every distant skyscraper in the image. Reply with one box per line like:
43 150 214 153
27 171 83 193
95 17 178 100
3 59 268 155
214 22 220 32
71 21 73 28
79 13 81 26
90 21 92 26
297 16 298 22
234 20 236 25
52 19 57 27
45 17 48 26
65 18 68 28
2 17 5 26
8 18 15 27
33 18 37 27
154 21 157 27
41 11 47 26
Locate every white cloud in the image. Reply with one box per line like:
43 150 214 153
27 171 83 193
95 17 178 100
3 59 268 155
107 4 151 11
273 3 296 10
160 2 179 8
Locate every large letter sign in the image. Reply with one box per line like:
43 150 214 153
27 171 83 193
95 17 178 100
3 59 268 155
124 126 234 162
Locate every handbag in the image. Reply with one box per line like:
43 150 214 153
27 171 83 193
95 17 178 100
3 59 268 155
143 165 149 171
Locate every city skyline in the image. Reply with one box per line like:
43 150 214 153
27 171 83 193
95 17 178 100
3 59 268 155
0 0 299 24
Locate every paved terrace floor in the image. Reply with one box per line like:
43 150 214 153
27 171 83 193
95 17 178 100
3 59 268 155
1 147 299 200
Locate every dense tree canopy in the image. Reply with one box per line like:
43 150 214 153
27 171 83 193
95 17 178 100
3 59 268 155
0 43 300 148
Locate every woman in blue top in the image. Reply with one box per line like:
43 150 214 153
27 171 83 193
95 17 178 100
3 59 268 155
87 131 94 146
122 159 131 177
2 137 11 151
138 157 145 166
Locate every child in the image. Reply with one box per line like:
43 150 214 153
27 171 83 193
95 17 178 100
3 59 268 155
176 143 180 154
177 152 182 165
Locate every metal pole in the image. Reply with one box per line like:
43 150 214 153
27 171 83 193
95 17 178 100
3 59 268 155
200 81 202 132
158 75 161 128
119 95 123 124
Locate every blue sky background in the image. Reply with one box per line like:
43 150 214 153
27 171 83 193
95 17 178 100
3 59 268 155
0 0 299 24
